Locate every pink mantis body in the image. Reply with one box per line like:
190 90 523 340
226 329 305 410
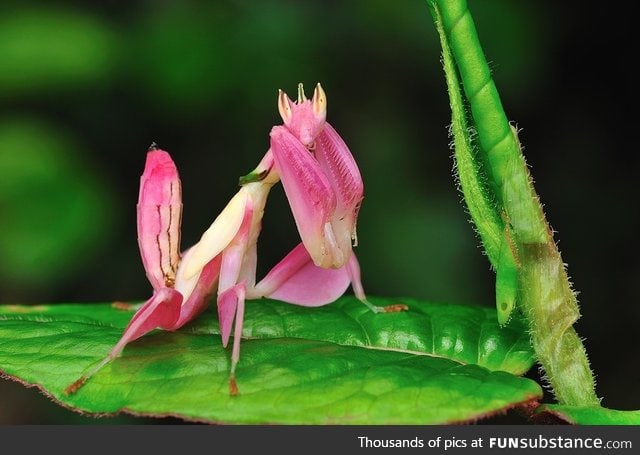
65 83 405 396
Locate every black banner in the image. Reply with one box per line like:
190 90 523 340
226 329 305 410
1 425 638 455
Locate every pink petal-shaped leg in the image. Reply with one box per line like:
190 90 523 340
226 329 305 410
270 125 339 268
251 243 350 306
174 253 222 328
218 283 243 347
121 287 183 335
217 283 246 396
252 244 406 312
217 199 253 292
215 197 254 394
65 287 183 395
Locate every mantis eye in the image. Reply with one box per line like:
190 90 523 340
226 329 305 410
278 89 293 125
312 83 327 118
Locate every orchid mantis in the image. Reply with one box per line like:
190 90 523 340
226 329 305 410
66 83 405 396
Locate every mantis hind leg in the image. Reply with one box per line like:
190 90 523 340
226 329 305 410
217 283 246 396
346 254 408 313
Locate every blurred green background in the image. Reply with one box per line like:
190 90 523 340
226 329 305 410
0 0 638 423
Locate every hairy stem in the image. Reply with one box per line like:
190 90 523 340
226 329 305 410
437 2 503 268
428 0 599 405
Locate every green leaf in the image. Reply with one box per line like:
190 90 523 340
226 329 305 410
536 405 640 425
0 297 539 424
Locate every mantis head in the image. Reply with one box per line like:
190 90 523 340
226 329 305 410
278 82 327 148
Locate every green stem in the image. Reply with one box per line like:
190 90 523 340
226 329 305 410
437 3 503 269
428 0 599 406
